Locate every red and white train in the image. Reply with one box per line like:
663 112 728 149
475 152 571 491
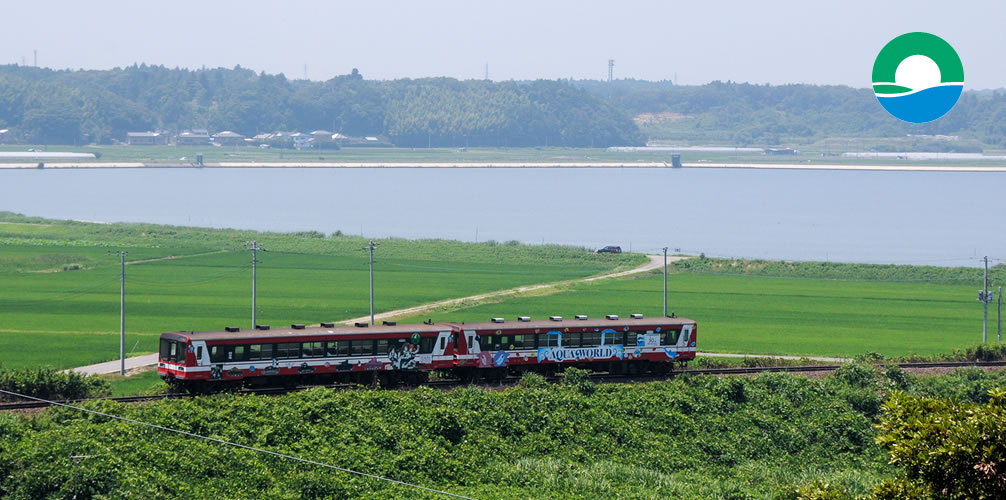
158 314 696 391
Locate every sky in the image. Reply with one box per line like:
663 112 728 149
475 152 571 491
2 0 1005 89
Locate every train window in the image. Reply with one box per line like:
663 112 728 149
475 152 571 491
196 346 203 362
499 335 510 350
420 336 435 354
440 337 446 351
210 345 224 363
540 334 560 347
327 340 349 357
376 339 390 355
232 345 246 361
351 340 373 356
523 335 536 349
603 331 623 345
275 342 300 359
260 344 274 360
511 335 524 349
302 341 323 357
479 335 492 350
582 331 601 346
663 330 681 345
159 339 171 361
248 344 262 360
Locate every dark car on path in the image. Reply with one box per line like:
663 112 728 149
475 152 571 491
597 246 622 254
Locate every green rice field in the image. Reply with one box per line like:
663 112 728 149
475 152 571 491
0 214 637 370
397 270 989 359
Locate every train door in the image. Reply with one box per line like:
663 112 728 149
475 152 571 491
433 331 452 356
464 330 479 354
677 324 694 347
191 341 210 366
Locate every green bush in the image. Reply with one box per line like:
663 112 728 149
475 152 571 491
517 371 549 390
875 389 1006 499
0 367 109 401
560 367 596 396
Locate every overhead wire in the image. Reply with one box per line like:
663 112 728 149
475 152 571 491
0 388 476 500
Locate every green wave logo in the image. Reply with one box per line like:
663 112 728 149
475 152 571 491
872 32 963 123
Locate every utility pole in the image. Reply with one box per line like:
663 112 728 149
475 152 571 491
247 241 264 328
109 251 127 375
663 247 669 317
999 286 1002 343
365 241 378 325
980 256 991 343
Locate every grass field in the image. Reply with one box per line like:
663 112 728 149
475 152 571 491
0 214 639 370
396 268 988 358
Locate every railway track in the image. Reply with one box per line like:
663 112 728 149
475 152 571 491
4 360 1005 411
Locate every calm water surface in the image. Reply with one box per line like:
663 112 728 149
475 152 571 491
1 167 1003 266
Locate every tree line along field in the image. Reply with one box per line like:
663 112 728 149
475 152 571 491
396 259 994 359
0 213 640 370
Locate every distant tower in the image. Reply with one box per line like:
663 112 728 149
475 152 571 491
608 59 614 83
33 49 37 67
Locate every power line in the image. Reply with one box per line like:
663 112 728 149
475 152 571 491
0 388 475 500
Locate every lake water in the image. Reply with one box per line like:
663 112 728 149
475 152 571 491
1 167 1003 266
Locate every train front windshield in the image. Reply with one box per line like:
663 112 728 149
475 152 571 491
159 339 185 363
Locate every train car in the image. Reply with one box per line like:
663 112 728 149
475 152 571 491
158 314 698 391
451 314 696 378
158 322 460 391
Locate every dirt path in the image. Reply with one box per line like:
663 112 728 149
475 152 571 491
341 254 682 325
126 250 230 266
697 352 851 363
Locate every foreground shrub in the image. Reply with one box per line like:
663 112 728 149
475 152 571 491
874 389 1006 499
0 367 109 401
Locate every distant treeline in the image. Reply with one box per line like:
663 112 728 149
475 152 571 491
0 65 643 147
577 79 1006 148
5 63 1006 148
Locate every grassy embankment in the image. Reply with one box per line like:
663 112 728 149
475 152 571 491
397 256 1003 359
2 365 1005 498
0 212 641 370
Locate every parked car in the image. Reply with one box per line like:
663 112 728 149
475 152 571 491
597 246 622 254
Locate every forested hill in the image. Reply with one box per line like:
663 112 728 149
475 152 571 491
5 63 1006 148
0 65 643 147
577 79 1006 148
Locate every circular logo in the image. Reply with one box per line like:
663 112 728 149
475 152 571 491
872 32 963 123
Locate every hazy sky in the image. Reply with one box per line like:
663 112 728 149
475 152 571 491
3 0 1004 89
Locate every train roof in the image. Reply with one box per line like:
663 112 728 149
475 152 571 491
451 316 696 331
165 323 452 341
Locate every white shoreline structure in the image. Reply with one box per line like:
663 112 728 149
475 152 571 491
2 161 1006 172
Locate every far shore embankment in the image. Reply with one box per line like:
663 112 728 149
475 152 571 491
1 161 1005 172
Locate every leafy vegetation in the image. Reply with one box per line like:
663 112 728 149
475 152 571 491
875 389 1006 499
0 65 642 147
2 366 1004 498
0 367 108 401
578 79 1006 148
0 372 888 498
